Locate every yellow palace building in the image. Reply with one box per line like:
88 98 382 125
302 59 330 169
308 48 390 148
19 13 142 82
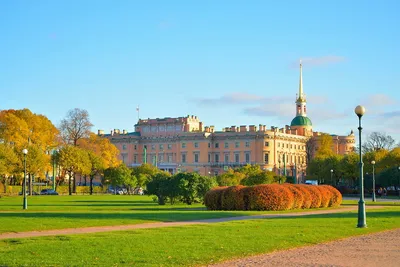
99 63 355 182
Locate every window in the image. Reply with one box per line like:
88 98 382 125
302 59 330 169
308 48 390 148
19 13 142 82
159 144 164 150
181 154 186 163
208 143 211 148
224 142 229 148
235 153 240 163
215 142 219 148
194 153 199 163
245 141 250 147
208 153 211 162
277 142 280 148
290 144 293 149
168 144 172 149
264 141 269 147
194 142 199 148
235 142 240 148
159 154 164 162
152 155 157 165
245 153 250 163
168 155 172 163
264 153 269 164
134 145 137 150
122 144 127 150
182 142 186 149
215 154 219 163
286 144 289 148
134 155 137 164
224 154 229 163
151 144 155 150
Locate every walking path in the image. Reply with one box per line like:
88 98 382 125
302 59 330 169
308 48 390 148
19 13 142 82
209 228 400 267
0 205 384 240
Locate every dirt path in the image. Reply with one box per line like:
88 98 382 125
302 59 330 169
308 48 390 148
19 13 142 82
0 206 383 240
209 228 400 267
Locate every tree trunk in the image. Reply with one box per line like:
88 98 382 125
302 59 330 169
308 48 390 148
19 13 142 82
29 174 33 196
84 175 87 186
68 171 72 195
73 173 76 193
90 176 93 195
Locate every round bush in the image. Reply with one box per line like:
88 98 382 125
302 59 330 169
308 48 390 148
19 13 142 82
293 185 312 209
221 185 246 210
244 184 294 211
324 185 342 207
204 187 228 210
298 185 322 208
315 186 332 208
283 184 304 209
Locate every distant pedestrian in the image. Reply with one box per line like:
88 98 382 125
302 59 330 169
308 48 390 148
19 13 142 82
383 188 387 198
378 188 382 197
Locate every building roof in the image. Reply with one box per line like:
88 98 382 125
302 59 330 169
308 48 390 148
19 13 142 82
290 116 312 127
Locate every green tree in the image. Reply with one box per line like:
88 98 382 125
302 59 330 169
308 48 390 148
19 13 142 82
241 171 275 186
216 169 245 186
146 171 172 205
132 163 160 187
104 164 134 193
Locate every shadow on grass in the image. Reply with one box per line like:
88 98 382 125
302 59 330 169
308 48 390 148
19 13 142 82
267 210 400 220
0 211 245 222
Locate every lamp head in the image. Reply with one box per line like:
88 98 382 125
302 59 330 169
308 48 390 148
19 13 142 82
371 160 376 165
330 169 333 173
355 105 366 118
22 149 28 155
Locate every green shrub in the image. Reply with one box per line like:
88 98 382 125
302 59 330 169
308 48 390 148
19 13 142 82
283 184 304 209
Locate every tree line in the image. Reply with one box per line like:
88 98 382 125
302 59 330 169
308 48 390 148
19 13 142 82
307 133 400 189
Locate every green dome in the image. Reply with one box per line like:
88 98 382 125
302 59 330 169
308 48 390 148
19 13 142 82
290 116 312 127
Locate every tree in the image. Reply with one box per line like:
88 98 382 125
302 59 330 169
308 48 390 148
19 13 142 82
241 171 275 186
78 133 120 194
146 171 172 205
216 169 245 186
104 164 134 193
0 143 18 192
315 134 334 158
132 163 160 187
58 146 91 195
339 153 359 186
305 137 317 163
59 108 93 146
363 132 395 152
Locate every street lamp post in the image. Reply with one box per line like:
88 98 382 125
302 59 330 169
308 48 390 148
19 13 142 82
22 148 28 210
355 105 367 228
330 169 334 185
371 161 376 202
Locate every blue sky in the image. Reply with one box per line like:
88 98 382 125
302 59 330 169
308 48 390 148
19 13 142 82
1 0 399 142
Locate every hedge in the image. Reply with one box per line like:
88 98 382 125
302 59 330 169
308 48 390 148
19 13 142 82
283 184 304 209
205 184 342 211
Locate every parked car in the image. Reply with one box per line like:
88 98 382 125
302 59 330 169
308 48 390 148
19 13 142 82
40 189 59 195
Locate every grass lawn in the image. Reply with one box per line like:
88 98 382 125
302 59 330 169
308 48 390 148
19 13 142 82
0 206 399 266
0 195 369 234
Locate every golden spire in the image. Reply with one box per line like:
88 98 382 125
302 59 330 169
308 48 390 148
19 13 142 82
297 60 305 102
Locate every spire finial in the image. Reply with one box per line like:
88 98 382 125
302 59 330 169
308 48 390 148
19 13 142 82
299 60 303 100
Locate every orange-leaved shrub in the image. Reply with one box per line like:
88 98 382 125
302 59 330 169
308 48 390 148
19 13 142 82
293 185 312 209
323 185 342 207
298 185 322 208
283 184 304 209
204 186 228 210
315 186 332 208
244 184 294 211
221 185 246 210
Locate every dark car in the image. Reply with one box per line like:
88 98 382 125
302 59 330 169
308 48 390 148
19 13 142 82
40 189 59 195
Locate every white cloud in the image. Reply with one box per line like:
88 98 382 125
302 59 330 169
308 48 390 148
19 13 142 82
364 94 397 107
